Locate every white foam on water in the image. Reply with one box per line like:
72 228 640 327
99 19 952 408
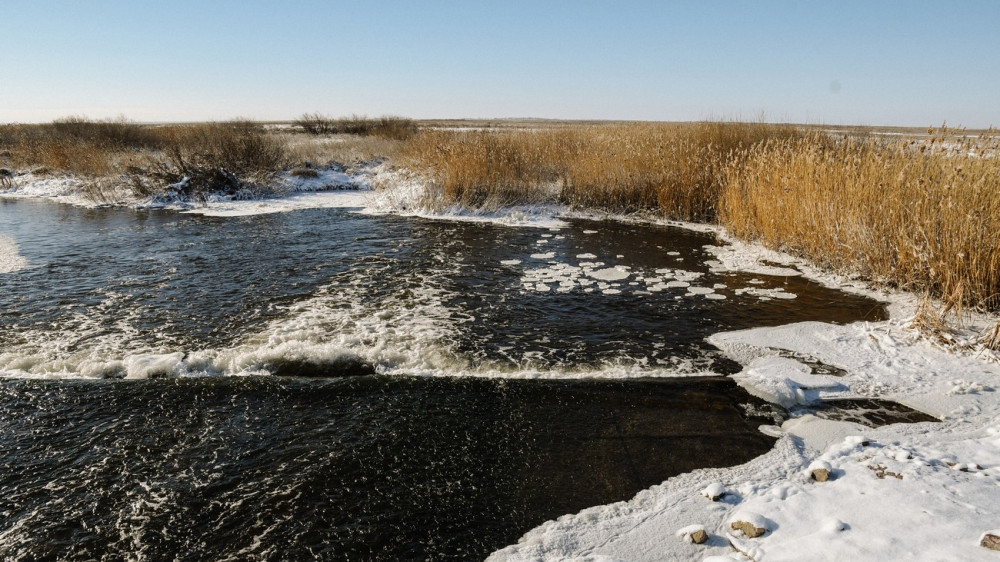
0 235 29 274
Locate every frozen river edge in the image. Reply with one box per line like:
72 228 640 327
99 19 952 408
4 167 1000 561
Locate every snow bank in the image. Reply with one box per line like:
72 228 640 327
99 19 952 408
495 316 1000 561
0 173 106 208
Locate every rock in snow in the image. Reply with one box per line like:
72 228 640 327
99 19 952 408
729 511 770 538
809 460 833 482
701 482 727 501
675 524 708 544
982 533 1000 551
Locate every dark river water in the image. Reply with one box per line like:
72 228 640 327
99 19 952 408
0 197 886 560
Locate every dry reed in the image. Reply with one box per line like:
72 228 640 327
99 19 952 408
402 122 800 216
721 129 1000 310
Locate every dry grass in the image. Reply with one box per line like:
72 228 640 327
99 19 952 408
402 128 574 208
1 118 290 199
402 121 801 217
0 118 164 177
721 128 1000 310
282 133 404 167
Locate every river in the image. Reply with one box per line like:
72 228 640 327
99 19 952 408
0 198 886 560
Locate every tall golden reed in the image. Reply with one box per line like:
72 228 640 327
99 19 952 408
402 122 799 218
721 130 1000 309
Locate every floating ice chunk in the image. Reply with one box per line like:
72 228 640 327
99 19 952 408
666 251 681 256
589 267 630 281
576 253 597 259
541 234 553 238
530 252 555 260
705 293 727 300
688 287 715 295
583 230 598 234
735 287 797 300
602 288 622 295
665 280 690 288
500 259 521 266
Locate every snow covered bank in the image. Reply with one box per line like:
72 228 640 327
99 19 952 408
492 315 1000 561
0 165 378 215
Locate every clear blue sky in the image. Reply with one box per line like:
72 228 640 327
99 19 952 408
2 0 998 127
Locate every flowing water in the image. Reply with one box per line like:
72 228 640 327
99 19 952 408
0 198 887 560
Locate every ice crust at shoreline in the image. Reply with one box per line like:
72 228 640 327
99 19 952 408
0 235 29 274
5 164 1000 560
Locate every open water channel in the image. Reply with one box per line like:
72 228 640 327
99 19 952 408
0 198 886 560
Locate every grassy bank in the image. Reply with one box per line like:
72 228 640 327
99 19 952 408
3 117 999 313
0 116 410 201
401 122 801 219
402 123 1000 313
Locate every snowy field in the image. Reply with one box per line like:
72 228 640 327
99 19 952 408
3 166 1000 560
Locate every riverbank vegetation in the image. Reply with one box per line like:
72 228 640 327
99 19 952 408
2 117 998 316
402 123 1000 317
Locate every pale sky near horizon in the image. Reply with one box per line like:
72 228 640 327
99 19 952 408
2 0 998 127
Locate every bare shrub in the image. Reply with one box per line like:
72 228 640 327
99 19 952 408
141 121 289 197
295 113 418 140
295 113 335 135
